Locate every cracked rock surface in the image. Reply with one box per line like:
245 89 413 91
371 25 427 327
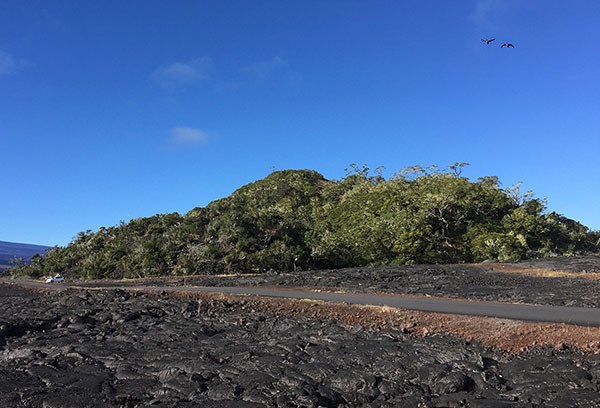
1 284 600 407
121 256 600 308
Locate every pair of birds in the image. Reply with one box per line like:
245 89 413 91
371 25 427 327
482 38 514 48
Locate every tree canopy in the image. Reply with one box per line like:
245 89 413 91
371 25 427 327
14 165 598 279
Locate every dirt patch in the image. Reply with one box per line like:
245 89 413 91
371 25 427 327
515 255 600 273
478 263 600 280
169 290 600 355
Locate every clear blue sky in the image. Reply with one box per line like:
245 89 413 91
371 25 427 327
1 0 599 247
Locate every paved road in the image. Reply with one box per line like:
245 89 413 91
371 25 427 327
148 286 600 327
3 279 600 326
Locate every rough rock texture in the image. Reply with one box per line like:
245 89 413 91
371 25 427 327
516 256 600 273
98 256 600 308
1 284 600 407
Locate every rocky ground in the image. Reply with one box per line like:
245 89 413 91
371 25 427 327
103 256 600 308
516 256 600 273
1 271 600 407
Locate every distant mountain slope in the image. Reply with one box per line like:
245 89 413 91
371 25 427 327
0 241 50 270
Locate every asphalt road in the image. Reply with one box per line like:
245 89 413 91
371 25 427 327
3 279 600 326
149 286 600 327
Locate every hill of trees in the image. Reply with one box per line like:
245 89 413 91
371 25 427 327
13 164 599 279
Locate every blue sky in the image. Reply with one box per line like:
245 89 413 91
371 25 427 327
1 0 599 247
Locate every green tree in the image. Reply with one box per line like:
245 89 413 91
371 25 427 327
12 165 598 279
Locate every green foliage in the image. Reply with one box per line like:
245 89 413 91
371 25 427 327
468 228 528 262
202 170 330 273
308 165 519 265
13 166 598 279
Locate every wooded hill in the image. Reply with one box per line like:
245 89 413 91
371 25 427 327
14 164 598 279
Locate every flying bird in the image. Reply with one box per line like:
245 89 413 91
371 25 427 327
482 38 495 44
501 43 514 48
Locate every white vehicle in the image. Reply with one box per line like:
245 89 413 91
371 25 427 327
45 275 65 283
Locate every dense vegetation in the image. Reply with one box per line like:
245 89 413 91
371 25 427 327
13 164 598 279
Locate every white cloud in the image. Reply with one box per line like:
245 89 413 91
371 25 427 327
152 57 212 88
169 126 209 146
0 50 32 76
243 56 288 80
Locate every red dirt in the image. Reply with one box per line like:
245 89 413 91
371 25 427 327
170 290 600 355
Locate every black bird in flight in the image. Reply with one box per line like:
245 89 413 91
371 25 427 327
501 43 514 48
482 38 495 44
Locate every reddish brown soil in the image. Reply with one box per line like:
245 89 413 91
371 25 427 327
477 263 600 280
168 290 600 355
